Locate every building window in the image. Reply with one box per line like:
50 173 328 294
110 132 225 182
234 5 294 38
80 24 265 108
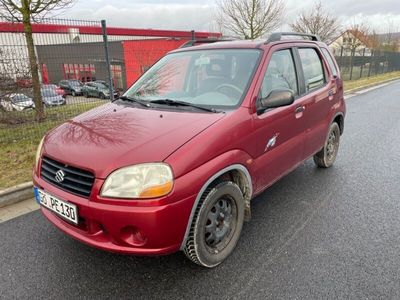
63 63 95 81
63 63 75 79
79 64 96 82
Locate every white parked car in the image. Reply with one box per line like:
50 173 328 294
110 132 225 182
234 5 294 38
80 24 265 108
0 93 35 111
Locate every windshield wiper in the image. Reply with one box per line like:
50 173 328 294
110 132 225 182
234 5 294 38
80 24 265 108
116 95 152 108
150 99 218 113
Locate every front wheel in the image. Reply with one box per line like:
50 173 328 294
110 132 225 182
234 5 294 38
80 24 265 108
71 90 76 97
313 122 341 168
184 181 244 268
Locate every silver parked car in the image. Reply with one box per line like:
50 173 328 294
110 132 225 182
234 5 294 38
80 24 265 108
0 93 35 111
41 89 66 106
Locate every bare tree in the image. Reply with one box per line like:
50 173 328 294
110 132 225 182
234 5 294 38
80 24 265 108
0 46 32 110
0 0 74 121
216 0 285 40
289 1 341 43
346 22 372 52
382 18 400 52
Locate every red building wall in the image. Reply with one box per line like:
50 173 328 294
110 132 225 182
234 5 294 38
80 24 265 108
122 39 189 87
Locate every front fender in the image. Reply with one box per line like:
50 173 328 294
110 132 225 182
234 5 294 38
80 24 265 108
166 149 255 250
167 149 255 198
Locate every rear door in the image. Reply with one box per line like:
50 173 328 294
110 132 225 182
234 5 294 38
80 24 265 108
321 47 343 103
294 46 333 159
251 46 306 192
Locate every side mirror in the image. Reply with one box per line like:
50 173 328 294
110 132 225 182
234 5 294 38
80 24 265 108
257 89 295 114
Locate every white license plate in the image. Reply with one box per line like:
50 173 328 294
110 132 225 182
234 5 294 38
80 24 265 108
34 187 78 224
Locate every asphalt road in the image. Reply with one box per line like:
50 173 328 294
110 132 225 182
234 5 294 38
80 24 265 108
1 81 400 299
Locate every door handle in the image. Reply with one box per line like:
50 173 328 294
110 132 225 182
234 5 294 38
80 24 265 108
328 90 334 100
295 105 305 114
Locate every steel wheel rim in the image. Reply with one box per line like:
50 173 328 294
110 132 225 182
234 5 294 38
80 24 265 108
326 130 338 161
204 195 237 252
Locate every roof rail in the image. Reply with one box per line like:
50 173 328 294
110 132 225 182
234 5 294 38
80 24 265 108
180 39 232 48
266 32 320 43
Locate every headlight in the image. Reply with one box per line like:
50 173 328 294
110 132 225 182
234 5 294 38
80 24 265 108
35 136 45 171
101 163 173 199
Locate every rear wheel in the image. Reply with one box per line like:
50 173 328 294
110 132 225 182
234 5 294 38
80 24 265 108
313 122 341 168
184 181 244 268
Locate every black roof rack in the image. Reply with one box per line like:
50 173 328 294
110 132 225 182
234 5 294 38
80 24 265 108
266 32 320 43
180 39 232 48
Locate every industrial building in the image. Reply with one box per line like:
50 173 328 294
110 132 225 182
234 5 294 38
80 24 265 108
0 20 221 90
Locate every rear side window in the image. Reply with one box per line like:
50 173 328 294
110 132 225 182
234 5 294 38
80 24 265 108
321 48 338 77
298 48 325 92
261 49 298 98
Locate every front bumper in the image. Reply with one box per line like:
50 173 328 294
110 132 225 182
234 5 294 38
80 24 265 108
33 172 196 255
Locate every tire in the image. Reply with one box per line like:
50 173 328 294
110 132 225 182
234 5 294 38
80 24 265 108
313 122 341 168
184 181 245 268
83 92 89 98
71 91 76 97
100 93 106 99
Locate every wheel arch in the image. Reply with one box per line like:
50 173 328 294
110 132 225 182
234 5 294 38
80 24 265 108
332 112 344 135
180 164 252 250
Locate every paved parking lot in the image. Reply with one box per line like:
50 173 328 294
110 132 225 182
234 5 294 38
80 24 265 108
1 81 400 299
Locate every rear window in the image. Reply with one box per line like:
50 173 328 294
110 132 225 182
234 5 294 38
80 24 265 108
321 48 338 77
298 48 325 92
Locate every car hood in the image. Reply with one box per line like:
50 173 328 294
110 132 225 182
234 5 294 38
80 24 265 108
43 103 225 178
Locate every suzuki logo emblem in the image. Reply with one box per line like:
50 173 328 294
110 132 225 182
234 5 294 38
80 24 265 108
55 170 65 183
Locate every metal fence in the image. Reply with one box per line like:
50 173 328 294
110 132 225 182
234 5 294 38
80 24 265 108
0 17 216 146
334 46 400 81
1 17 400 146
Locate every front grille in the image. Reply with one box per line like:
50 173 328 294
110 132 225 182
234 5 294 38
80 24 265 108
40 156 95 198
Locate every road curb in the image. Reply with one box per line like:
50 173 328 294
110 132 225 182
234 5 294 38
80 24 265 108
0 182 33 208
344 77 400 96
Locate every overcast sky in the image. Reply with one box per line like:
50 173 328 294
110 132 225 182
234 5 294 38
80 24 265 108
62 0 400 34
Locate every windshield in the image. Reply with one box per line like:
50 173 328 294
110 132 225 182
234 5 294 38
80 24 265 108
70 81 82 87
12 95 30 102
41 89 58 97
94 82 107 89
124 49 261 109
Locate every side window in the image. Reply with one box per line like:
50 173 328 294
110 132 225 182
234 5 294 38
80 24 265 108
298 48 325 92
321 48 338 77
260 49 298 98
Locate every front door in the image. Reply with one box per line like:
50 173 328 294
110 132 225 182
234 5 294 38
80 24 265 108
251 47 306 192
